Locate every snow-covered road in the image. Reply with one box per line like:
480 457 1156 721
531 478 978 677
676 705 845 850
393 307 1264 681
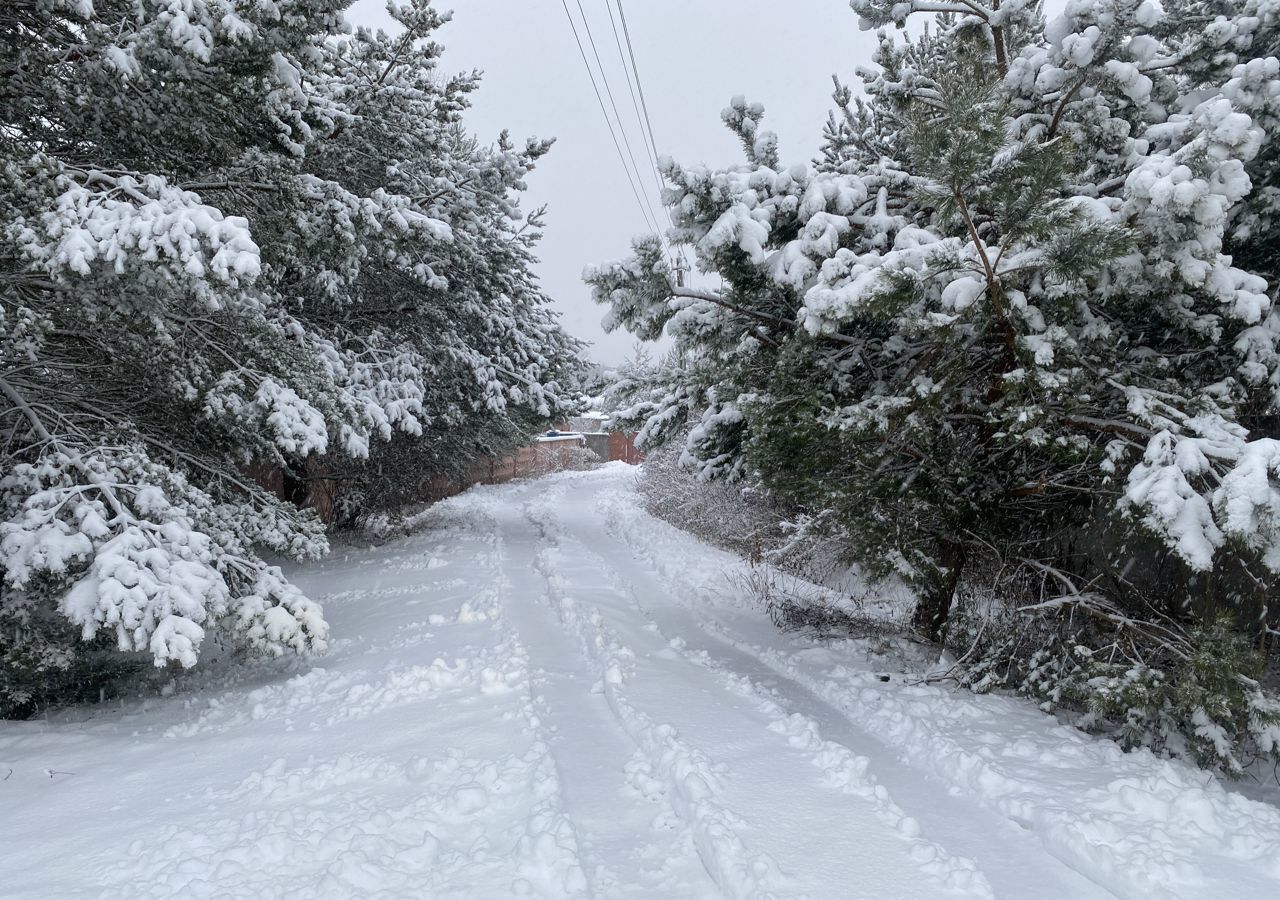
3 465 1279 899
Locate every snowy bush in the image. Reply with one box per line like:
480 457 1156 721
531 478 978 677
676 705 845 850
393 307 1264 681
530 444 603 476
636 432 873 600
946 595 1280 776
737 566 904 640
635 435 909 641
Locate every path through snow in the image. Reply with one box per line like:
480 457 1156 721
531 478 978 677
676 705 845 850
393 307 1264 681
2 465 1279 899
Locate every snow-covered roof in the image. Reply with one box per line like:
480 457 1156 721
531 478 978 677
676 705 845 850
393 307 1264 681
536 433 585 443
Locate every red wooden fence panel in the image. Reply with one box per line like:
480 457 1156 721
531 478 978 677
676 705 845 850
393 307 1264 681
248 432 643 523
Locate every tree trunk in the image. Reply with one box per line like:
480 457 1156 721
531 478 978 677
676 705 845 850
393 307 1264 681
912 539 967 641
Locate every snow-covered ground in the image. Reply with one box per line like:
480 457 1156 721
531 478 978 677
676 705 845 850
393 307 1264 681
3 464 1280 899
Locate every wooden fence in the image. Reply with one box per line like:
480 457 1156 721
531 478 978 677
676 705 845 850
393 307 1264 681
251 432 642 524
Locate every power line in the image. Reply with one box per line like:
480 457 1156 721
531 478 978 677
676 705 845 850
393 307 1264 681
611 0 686 282
558 0 661 237
614 0 664 198
603 0 670 225
572 0 667 242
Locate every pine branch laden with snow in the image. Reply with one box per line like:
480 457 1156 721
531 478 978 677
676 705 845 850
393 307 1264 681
0 451 329 669
0 0 579 712
587 0 1280 639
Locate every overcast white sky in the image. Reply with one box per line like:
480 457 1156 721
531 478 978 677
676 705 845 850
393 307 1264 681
349 0 880 365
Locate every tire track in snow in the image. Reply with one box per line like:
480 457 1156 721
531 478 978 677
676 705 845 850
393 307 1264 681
542 510 995 900
313 513 594 900
449 504 592 900
476 483 725 899
514 491 803 900
512 484 991 900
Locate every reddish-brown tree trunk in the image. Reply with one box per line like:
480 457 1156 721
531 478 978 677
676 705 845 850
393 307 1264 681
912 538 967 641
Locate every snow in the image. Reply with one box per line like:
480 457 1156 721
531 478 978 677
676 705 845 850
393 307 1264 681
3 464 1279 899
29 173 262 284
255 378 331 457
1214 438 1280 569
1124 431 1225 571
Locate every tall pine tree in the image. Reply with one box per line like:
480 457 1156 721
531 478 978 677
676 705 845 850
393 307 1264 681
0 0 576 713
589 0 1280 643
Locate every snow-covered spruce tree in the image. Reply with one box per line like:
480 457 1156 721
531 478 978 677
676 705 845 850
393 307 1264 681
0 0 573 715
588 0 1280 768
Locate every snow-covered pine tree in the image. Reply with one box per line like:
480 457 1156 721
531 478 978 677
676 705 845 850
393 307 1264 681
0 0 574 714
589 1 1280 684
262 3 582 521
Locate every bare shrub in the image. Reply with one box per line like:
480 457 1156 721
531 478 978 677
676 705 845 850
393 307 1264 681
733 566 899 640
530 443 602 476
637 436 860 594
